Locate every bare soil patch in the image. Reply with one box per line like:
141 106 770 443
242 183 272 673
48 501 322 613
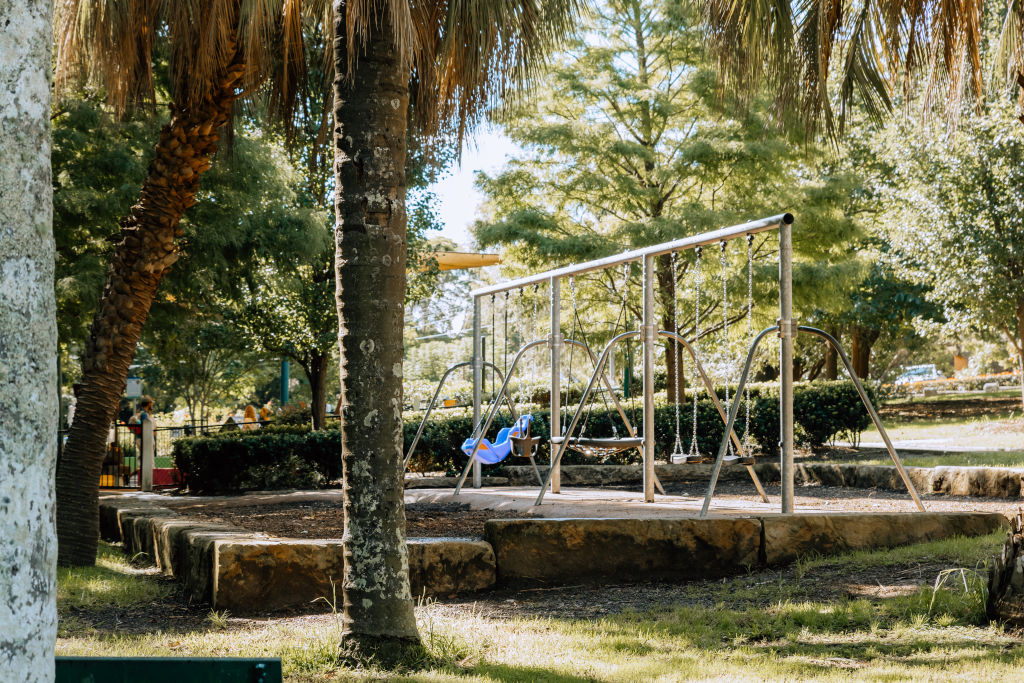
179 501 540 539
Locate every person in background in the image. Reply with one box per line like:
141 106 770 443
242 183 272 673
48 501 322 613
138 396 154 422
242 404 259 431
260 399 275 423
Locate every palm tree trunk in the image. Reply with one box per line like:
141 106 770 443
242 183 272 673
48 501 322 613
55 51 245 567
0 1 58 671
332 5 420 661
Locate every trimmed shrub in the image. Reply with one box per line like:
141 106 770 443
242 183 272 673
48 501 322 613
174 380 872 492
174 430 342 494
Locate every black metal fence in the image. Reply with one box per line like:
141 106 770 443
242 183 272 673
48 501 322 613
59 414 342 490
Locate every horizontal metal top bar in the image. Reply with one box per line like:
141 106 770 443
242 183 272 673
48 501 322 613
473 213 793 298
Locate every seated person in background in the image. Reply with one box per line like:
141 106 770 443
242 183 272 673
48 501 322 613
242 404 259 430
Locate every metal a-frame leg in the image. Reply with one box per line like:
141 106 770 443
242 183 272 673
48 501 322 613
699 326 926 517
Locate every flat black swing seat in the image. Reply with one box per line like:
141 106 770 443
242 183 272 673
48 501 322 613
551 435 644 458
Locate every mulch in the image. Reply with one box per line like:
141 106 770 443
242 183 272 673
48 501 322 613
179 501 539 540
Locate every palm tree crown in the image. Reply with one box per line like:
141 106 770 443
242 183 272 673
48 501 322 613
703 0 1023 133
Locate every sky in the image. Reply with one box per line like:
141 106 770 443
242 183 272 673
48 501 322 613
426 127 521 250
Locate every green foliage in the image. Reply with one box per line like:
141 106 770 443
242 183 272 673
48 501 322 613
52 96 157 346
174 380 869 490
878 101 1024 367
173 431 342 494
473 0 864 341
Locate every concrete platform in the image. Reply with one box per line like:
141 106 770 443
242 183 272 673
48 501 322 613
407 485 820 518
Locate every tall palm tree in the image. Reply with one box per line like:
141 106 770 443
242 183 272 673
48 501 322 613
702 0 1023 133
53 0 329 567
329 0 582 660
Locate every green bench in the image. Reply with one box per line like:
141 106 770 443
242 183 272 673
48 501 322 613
55 656 282 682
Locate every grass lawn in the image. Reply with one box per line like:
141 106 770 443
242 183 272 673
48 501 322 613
883 388 1023 405
847 451 1024 469
859 418 1024 451
58 535 1024 682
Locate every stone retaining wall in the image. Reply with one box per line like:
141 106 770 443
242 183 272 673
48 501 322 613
101 496 1007 612
502 462 1024 498
486 512 1008 585
99 498 496 612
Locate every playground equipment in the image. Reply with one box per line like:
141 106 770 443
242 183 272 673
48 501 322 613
460 414 534 463
411 212 924 515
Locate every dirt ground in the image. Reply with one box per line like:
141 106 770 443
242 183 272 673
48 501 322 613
171 479 1018 541
180 501 540 539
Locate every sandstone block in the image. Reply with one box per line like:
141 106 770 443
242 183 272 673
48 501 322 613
407 538 496 597
485 517 762 584
212 539 346 612
763 512 1007 565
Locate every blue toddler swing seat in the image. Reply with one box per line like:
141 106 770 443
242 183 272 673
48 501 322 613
461 414 533 464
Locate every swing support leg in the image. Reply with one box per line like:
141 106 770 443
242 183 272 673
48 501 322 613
701 327 778 517
568 338 665 495
642 254 657 502
700 326 926 516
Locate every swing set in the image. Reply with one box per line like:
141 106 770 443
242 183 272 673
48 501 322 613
405 213 925 516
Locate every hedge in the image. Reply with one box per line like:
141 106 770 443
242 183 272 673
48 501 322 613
173 380 872 493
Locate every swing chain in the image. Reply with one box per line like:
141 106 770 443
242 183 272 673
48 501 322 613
720 241 733 456
690 247 702 458
671 252 684 457
745 234 754 452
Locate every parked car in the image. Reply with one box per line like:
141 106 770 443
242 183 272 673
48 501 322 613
894 364 944 385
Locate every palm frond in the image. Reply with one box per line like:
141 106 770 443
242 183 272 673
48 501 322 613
702 0 994 135
994 0 1024 93
54 0 329 127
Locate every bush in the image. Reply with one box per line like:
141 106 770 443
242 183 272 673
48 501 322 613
173 430 342 494
174 380 873 492
745 381 873 450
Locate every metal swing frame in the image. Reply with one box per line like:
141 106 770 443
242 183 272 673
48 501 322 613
404 360 513 470
534 329 771 506
454 337 665 495
698 325 925 516
455 211 921 514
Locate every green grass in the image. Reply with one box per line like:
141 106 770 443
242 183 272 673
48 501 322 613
845 451 1024 469
859 414 1024 451
57 534 1024 682
57 543 171 612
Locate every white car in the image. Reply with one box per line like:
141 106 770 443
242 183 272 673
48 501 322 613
894 364 944 385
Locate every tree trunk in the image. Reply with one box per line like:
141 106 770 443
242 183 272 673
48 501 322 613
0 1 59 676
1015 306 1024 413
824 325 838 380
304 353 330 430
657 254 682 402
988 511 1024 623
332 5 420 662
849 327 878 380
805 356 825 381
55 50 245 567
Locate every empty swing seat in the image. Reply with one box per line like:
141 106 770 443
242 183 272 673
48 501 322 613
551 436 644 459
461 415 533 465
